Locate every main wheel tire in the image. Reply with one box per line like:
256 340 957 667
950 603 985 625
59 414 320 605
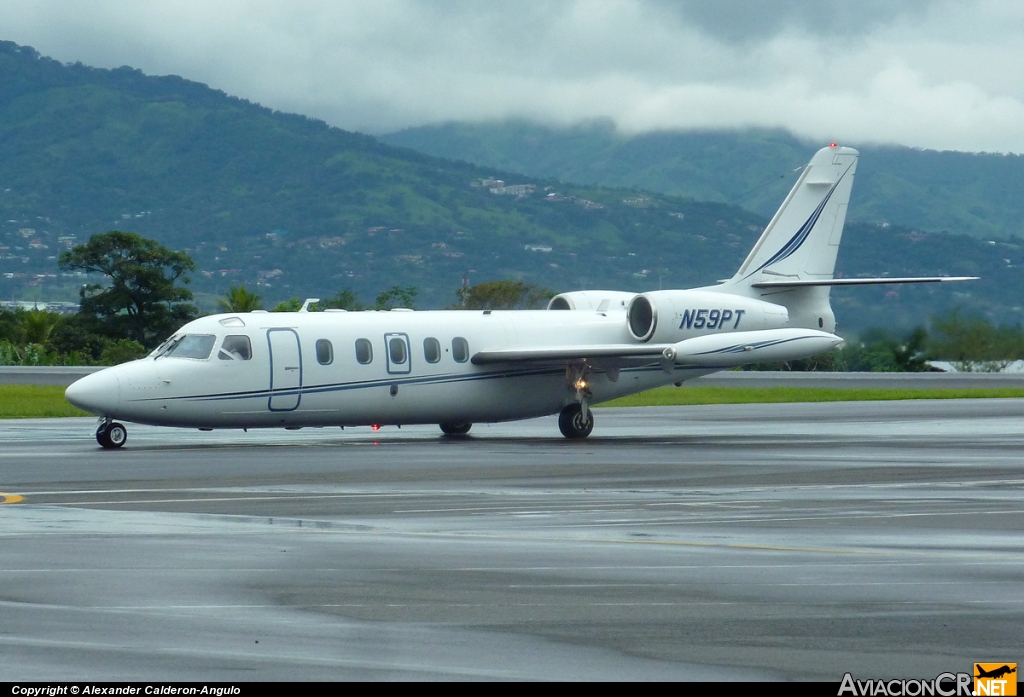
439 422 472 436
97 422 127 449
558 403 594 439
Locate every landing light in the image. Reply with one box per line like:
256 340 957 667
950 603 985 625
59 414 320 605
574 378 588 390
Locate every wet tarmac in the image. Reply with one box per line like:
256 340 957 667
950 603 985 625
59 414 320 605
1 401 1022 680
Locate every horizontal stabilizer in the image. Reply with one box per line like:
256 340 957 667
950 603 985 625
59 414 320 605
751 276 978 288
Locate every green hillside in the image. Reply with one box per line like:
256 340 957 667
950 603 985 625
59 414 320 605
0 41 778 309
0 40 1019 331
381 121 1024 241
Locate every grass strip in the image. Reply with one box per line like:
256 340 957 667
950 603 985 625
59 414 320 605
599 385 1024 407
0 385 91 418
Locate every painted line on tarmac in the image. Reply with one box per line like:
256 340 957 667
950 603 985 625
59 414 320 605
0 491 24 504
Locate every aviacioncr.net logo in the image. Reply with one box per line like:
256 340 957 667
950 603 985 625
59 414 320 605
974 663 1017 696
838 672 973 696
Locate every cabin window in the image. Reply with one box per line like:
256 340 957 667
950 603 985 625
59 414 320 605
452 337 469 363
165 334 216 360
316 339 333 365
355 338 373 365
218 335 252 361
389 337 407 365
423 337 441 363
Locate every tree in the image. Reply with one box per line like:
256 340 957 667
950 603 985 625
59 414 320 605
58 231 198 348
834 327 931 372
218 285 264 312
271 288 410 312
375 286 417 310
98 338 148 365
888 327 930 372
45 313 107 362
0 308 25 344
322 289 363 311
929 308 1024 371
454 280 552 310
271 298 303 312
19 310 61 344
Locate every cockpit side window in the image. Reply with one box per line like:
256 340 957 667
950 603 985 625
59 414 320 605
219 335 253 361
165 334 216 360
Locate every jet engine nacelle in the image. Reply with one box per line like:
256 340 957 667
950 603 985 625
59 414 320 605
548 290 636 312
626 289 789 343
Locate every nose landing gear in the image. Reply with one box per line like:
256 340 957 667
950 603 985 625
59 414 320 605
96 419 127 449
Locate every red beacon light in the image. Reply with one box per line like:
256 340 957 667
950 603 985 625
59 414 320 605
830 142 838 147
371 423 381 431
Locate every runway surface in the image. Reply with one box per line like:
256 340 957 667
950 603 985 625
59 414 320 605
1 401 1023 680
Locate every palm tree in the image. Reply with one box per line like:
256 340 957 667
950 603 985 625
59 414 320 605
20 310 61 344
218 285 263 312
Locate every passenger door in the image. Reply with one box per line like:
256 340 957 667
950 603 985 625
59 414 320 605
268 329 302 411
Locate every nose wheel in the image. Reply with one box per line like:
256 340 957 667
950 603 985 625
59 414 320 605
439 422 472 436
558 403 594 439
97 421 127 449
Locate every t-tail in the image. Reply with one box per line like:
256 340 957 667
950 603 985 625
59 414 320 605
714 143 976 331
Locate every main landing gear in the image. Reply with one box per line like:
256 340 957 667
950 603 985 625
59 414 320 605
96 419 127 449
558 402 594 439
559 361 594 439
439 422 472 436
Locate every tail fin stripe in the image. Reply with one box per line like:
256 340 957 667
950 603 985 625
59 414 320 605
747 174 842 277
721 145 861 335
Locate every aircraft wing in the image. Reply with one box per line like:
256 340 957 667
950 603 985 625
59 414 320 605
472 328 843 369
471 344 670 365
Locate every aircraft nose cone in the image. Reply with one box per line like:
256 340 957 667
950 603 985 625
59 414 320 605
65 369 121 416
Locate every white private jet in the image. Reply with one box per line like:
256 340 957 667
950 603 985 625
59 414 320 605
66 144 974 448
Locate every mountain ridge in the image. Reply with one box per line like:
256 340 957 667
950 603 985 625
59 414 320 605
381 121 1024 241
0 40 1019 331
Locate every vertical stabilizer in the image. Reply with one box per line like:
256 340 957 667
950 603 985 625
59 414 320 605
716 144 858 332
734 144 858 283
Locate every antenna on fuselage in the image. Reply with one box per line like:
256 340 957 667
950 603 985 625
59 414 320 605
299 298 320 312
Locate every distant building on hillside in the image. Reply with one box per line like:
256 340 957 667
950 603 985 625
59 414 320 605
490 184 534 196
0 300 78 314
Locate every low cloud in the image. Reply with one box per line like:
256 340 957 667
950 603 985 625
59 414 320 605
2 0 1023 152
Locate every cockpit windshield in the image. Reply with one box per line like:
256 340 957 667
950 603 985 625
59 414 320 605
159 334 216 360
150 334 178 358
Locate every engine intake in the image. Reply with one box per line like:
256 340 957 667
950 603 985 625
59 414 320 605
624 289 790 344
627 295 657 342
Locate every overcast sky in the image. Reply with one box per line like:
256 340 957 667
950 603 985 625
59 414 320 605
2 0 1023 153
